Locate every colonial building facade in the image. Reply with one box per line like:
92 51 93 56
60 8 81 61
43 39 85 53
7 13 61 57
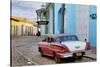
11 16 38 37
46 3 96 47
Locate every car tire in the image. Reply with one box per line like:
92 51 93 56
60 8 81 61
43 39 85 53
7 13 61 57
39 48 45 57
54 56 61 63
77 56 83 60
53 53 61 63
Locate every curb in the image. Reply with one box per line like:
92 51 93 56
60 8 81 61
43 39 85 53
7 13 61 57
83 56 96 60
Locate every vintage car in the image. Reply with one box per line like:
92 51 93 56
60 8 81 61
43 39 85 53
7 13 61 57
38 34 90 63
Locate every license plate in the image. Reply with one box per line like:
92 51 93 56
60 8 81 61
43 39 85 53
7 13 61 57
76 52 82 56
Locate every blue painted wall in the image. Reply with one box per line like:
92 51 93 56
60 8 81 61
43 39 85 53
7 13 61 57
65 4 76 34
54 3 62 34
89 5 97 47
58 9 62 33
54 4 76 34
54 4 96 47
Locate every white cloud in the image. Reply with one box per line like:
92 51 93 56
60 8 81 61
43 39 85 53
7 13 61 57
11 0 45 20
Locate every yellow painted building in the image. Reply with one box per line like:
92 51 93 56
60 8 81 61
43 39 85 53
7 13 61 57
11 16 38 36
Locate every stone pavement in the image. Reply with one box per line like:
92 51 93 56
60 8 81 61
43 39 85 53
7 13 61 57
84 47 96 60
11 36 96 66
12 44 29 66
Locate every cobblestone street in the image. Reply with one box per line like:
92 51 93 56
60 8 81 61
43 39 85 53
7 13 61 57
11 36 96 66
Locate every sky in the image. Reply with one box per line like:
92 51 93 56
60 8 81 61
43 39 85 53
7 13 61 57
11 0 46 21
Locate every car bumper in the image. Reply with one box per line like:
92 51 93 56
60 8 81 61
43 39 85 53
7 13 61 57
60 51 85 58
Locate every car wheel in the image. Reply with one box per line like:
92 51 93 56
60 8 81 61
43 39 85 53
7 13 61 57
39 49 45 57
77 56 83 60
54 55 61 63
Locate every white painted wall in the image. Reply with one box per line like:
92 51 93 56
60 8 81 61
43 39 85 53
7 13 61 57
76 5 89 41
17 26 22 36
48 6 53 34
40 25 46 35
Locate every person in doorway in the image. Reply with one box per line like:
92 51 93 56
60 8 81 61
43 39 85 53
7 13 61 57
36 30 41 37
85 38 87 42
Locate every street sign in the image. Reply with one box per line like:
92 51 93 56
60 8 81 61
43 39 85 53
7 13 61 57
37 21 49 25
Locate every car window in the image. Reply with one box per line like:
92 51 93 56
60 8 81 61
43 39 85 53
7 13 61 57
47 37 50 42
50 37 55 42
56 35 78 42
47 37 55 43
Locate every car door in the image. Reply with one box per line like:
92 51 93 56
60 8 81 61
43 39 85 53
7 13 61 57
42 37 54 56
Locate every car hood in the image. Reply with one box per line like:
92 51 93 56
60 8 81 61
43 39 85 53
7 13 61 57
61 41 86 52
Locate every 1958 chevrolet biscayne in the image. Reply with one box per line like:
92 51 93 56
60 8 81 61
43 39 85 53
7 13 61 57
38 34 90 63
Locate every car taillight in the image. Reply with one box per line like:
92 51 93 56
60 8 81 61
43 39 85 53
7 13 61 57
51 45 70 53
85 42 91 50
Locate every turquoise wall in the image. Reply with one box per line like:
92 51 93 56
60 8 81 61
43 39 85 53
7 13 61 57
54 4 76 34
48 4 54 34
54 4 96 47
65 4 76 34
89 5 97 47
54 3 62 34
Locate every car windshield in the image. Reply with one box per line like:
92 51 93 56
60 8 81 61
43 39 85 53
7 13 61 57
56 35 78 42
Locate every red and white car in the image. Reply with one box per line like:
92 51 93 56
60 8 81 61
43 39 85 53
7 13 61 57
38 34 90 63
